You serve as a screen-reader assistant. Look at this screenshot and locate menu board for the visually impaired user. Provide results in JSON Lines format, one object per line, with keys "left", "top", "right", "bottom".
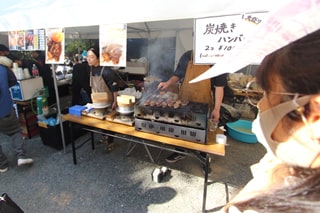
{"left": 99, "top": 23, "right": 127, "bottom": 67}
{"left": 194, "top": 12, "right": 268, "bottom": 64}
{"left": 8, "top": 29, "right": 45, "bottom": 51}
{"left": 45, "top": 28, "right": 65, "bottom": 64}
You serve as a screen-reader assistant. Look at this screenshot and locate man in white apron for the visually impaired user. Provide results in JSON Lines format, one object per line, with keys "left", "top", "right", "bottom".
{"left": 158, "top": 50, "right": 228, "bottom": 174}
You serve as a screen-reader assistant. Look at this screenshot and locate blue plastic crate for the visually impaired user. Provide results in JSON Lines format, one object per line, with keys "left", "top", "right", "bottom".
{"left": 69, "top": 105, "right": 87, "bottom": 116}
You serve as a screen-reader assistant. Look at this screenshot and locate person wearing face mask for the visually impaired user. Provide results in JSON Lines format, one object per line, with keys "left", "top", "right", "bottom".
{"left": 86, "top": 47, "right": 120, "bottom": 151}
{"left": 222, "top": 29, "right": 320, "bottom": 212}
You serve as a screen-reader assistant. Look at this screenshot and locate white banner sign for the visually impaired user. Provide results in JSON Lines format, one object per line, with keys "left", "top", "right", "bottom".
{"left": 194, "top": 12, "right": 268, "bottom": 64}
{"left": 99, "top": 24, "right": 127, "bottom": 67}
{"left": 190, "top": 0, "right": 320, "bottom": 83}
{"left": 8, "top": 29, "right": 45, "bottom": 51}
{"left": 45, "top": 28, "right": 65, "bottom": 64}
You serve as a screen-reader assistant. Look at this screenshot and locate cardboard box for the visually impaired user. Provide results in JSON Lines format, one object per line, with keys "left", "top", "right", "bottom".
{"left": 10, "top": 77, "right": 44, "bottom": 101}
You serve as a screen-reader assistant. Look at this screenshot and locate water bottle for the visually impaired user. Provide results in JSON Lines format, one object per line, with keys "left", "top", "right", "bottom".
{"left": 32, "top": 64, "right": 39, "bottom": 77}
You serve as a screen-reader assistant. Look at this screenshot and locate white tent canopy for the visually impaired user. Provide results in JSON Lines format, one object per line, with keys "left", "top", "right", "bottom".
{"left": 0, "top": 0, "right": 320, "bottom": 75}
{"left": 0, "top": 0, "right": 280, "bottom": 32}
{"left": 62, "top": 19, "right": 195, "bottom": 39}
{"left": 2, "top": 0, "right": 319, "bottom": 152}
{"left": 2, "top": 0, "right": 317, "bottom": 75}
{"left": 0, "top": 0, "right": 298, "bottom": 74}
{"left": 0, "top": 0, "right": 280, "bottom": 47}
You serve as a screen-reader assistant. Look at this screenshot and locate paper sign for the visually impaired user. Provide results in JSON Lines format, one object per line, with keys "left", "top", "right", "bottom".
{"left": 45, "top": 28, "right": 65, "bottom": 64}
{"left": 190, "top": 0, "right": 320, "bottom": 83}
{"left": 194, "top": 12, "right": 268, "bottom": 64}
{"left": 99, "top": 24, "right": 127, "bottom": 67}
{"left": 8, "top": 29, "right": 45, "bottom": 51}
{"left": 8, "top": 30, "right": 25, "bottom": 50}
{"left": 35, "top": 29, "right": 46, "bottom": 51}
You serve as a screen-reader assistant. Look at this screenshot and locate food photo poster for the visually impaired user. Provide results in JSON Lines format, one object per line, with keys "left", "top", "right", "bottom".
{"left": 45, "top": 28, "right": 65, "bottom": 64}
{"left": 99, "top": 23, "right": 127, "bottom": 67}
{"left": 8, "top": 29, "right": 45, "bottom": 51}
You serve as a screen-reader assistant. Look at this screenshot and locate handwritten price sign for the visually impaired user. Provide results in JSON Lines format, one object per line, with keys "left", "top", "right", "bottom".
{"left": 194, "top": 12, "right": 268, "bottom": 64}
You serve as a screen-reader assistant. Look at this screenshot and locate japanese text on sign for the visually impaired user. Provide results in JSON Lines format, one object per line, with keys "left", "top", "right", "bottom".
{"left": 194, "top": 12, "right": 268, "bottom": 64}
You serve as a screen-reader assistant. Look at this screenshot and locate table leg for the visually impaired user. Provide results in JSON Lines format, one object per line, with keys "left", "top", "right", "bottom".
{"left": 91, "top": 131, "right": 95, "bottom": 150}
{"left": 126, "top": 142, "right": 137, "bottom": 156}
{"left": 143, "top": 144, "right": 155, "bottom": 163}
{"left": 225, "top": 182, "right": 229, "bottom": 203}
{"left": 70, "top": 122, "right": 77, "bottom": 165}
{"left": 202, "top": 153, "right": 210, "bottom": 213}
{"left": 126, "top": 141, "right": 155, "bottom": 163}
{"left": 23, "top": 106, "right": 32, "bottom": 139}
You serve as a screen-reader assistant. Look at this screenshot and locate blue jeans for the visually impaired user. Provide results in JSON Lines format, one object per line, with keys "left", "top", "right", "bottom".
{"left": 0, "top": 108, "right": 27, "bottom": 168}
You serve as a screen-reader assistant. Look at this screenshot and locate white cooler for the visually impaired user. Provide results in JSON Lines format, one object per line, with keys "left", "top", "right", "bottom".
{"left": 10, "top": 77, "right": 44, "bottom": 101}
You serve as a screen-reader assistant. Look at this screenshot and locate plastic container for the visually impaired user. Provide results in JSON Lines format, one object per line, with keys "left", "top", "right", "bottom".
{"left": 216, "top": 134, "right": 227, "bottom": 144}
{"left": 226, "top": 119, "right": 258, "bottom": 144}
{"left": 23, "top": 68, "right": 31, "bottom": 78}
{"left": 69, "top": 105, "right": 87, "bottom": 116}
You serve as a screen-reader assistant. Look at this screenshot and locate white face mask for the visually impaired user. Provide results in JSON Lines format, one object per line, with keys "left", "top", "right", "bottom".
{"left": 252, "top": 95, "right": 320, "bottom": 168}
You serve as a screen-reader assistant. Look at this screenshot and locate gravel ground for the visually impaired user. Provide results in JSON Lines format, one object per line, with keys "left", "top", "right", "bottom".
{"left": 0, "top": 130, "right": 266, "bottom": 213}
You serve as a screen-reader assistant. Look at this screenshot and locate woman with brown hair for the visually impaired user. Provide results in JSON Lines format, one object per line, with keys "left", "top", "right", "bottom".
{"left": 223, "top": 29, "right": 320, "bottom": 212}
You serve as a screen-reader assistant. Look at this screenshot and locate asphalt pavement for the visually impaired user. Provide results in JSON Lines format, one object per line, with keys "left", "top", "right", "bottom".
{"left": 0, "top": 129, "right": 266, "bottom": 213}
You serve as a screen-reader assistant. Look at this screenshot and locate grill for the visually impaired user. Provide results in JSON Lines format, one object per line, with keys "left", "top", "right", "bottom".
{"left": 135, "top": 118, "right": 208, "bottom": 143}
{"left": 134, "top": 89, "right": 209, "bottom": 144}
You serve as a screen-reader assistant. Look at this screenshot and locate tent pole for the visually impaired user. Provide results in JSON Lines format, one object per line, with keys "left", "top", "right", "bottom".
{"left": 51, "top": 64, "right": 66, "bottom": 153}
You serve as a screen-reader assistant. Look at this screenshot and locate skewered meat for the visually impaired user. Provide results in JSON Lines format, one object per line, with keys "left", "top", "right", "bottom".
{"left": 149, "top": 100, "right": 156, "bottom": 107}
{"left": 143, "top": 99, "right": 150, "bottom": 106}
{"left": 141, "top": 91, "right": 189, "bottom": 109}
{"left": 173, "top": 102, "right": 180, "bottom": 109}
{"left": 161, "top": 102, "right": 168, "bottom": 108}
{"left": 181, "top": 99, "right": 189, "bottom": 106}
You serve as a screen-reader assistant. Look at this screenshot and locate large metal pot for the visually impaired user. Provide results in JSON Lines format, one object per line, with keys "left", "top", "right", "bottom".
{"left": 117, "top": 103, "right": 134, "bottom": 115}
{"left": 116, "top": 95, "right": 135, "bottom": 115}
